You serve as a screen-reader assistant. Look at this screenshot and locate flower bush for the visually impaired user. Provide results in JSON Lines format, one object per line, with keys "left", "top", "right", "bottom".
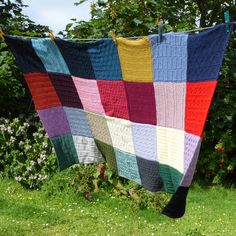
{"left": 0, "top": 114, "right": 57, "bottom": 189}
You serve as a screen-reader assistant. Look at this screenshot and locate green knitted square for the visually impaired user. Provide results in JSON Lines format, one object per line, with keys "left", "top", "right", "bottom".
{"left": 51, "top": 134, "right": 78, "bottom": 170}
{"left": 94, "top": 139, "right": 118, "bottom": 173}
{"left": 159, "top": 164, "right": 183, "bottom": 194}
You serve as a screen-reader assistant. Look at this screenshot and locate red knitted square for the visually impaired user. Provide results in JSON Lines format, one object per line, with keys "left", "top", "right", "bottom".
{"left": 185, "top": 81, "right": 217, "bottom": 136}
{"left": 97, "top": 80, "right": 129, "bottom": 120}
{"left": 24, "top": 72, "right": 61, "bottom": 110}
{"left": 125, "top": 82, "right": 156, "bottom": 125}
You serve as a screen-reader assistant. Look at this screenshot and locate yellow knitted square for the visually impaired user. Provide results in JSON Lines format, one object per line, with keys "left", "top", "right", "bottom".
{"left": 116, "top": 37, "right": 153, "bottom": 82}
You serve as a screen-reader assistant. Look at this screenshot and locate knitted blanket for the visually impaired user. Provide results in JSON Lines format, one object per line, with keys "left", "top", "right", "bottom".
{"left": 5, "top": 23, "right": 234, "bottom": 218}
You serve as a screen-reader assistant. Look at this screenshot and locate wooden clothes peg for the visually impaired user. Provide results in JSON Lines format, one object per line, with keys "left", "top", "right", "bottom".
{"left": 0, "top": 29, "right": 5, "bottom": 40}
{"left": 49, "top": 31, "right": 55, "bottom": 43}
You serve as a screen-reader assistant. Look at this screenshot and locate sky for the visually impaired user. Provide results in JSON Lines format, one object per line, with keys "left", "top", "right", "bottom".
{"left": 22, "top": 0, "right": 93, "bottom": 34}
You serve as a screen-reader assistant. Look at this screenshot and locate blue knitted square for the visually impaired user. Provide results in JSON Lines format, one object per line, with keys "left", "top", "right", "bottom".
{"left": 64, "top": 107, "right": 93, "bottom": 137}
{"left": 115, "top": 148, "right": 141, "bottom": 184}
{"left": 187, "top": 24, "right": 232, "bottom": 81}
{"left": 149, "top": 33, "right": 188, "bottom": 82}
{"left": 88, "top": 38, "right": 122, "bottom": 80}
{"left": 31, "top": 38, "right": 70, "bottom": 74}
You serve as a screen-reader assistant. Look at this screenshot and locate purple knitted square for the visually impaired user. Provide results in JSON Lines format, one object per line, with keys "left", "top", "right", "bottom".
{"left": 37, "top": 106, "right": 71, "bottom": 138}
{"left": 181, "top": 133, "right": 202, "bottom": 187}
{"left": 132, "top": 122, "right": 157, "bottom": 161}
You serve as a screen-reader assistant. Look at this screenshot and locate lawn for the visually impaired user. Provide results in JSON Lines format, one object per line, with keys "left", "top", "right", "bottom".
{"left": 0, "top": 177, "right": 236, "bottom": 236}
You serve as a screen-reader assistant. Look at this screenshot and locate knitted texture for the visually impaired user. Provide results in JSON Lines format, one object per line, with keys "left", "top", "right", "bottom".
{"left": 149, "top": 33, "right": 188, "bottom": 82}
{"left": 72, "top": 76, "right": 105, "bottom": 114}
{"left": 116, "top": 37, "right": 153, "bottom": 82}
{"left": 31, "top": 38, "right": 70, "bottom": 74}
{"left": 72, "top": 135, "right": 104, "bottom": 163}
{"left": 5, "top": 23, "right": 234, "bottom": 218}
{"left": 87, "top": 38, "right": 122, "bottom": 80}
{"left": 24, "top": 73, "right": 61, "bottom": 110}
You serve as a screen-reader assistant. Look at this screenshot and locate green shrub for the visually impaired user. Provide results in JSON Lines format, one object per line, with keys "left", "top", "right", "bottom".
{"left": 0, "top": 114, "right": 57, "bottom": 188}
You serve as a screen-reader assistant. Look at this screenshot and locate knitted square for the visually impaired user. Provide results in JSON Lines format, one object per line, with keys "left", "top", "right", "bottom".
{"left": 187, "top": 24, "right": 232, "bottom": 81}
{"left": 51, "top": 134, "right": 78, "bottom": 170}
{"left": 115, "top": 148, "right": 141, "bottom": 184}
{"left": 63, "top": 107, "right": 93, "bottom": 137}
{"left": 156, "top": 126, "right": 185, "bottom": 173}
{"left": 55, "top": 38, "right": 95, "bottom": 79}
{"left": 159, "top": 164, "right": 183, "bottom": 194}
{"left": 149, "top": 33, "right": 188, "bottom": 82}
{"left": 4, "top": 35, "right": 46, "bottom": 73}
{"left": 24, "top": 72, "right": 61, "bottom": 110}
{"left": 86, "top": 112, "right": 112, "bottom": 145}
{"left": 116, "top": 37, "right": 153, "bottom": 82}
{"left": 154, "top": 82, "right": 186, "bottom": 129}
{"left": 72, "top": 135, "right": 104, "bottom": 163}
{"left": 31, "top": 38, "right": 70, "bottom": 74}
{"left": 87, "top": 38, "right": 122, "bottom": 80}
{"left": 97, "top": 80, "right": 129, "bottom": 120}
{"left": 185, "top": 81, "right": 217, "bottom": 136}
{"left": 72, "top": 76, "right": 104, "bottom": 114}
{"left": 131, "top": 122, "right": 157, "bottom": 161}
{"left": 48, "top": 73, "right": 83, "bottom": 108}
{"left": 181, "top": 133, "right": 202, "bottom": 187}
{"left": 136, "top": 156, "right": 163, "bottom": 192}
{"left": 37, "top": 106, "right": 71, "bottom": 138}
{"left": 125, "top": 81, "right": 156, "bottom": 125}
{"left": 95, "top": 139, "right": 118, "bottom": 173}
{"left": 106, "top": 116, "right": 135, "bottom": 154}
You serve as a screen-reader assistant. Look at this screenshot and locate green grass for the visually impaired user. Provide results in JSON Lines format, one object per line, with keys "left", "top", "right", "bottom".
{"left": 0, "top": 178, "right": 236, "bottom": 236}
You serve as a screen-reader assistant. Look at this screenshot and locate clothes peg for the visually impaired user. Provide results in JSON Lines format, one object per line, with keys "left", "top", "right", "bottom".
{"left": 109, "top": 31, "right": 117, "bottom": 45}
{"left": 224, "top": 11, "right": 230, "bottom": 33}
{"left": 0, "top": 29, "right": 5, "bottom": 40}
{"left": 49, "top": 31, "right": 55, "bottom": 43}
{"left": 156, "top": 18, "right": 163, "bottom": 43}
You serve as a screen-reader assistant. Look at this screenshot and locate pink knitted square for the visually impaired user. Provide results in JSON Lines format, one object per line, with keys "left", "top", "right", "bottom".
{"left": 154, "top": 82, "right": 186, "bottom": 130}
{"left": 72, "top": 76, "right": 105, "bottom": 114}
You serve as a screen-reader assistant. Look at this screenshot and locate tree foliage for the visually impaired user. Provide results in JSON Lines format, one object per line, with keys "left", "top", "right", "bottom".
{"left": 0, "top": 0, "right": 49, "bottom": 117}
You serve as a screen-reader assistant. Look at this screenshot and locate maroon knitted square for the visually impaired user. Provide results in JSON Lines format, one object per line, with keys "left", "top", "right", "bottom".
{"left": 48, "top": 73, "right": 83, "bottom": 108}
{"left": 125, "top": 81, "right": 156, "bottom": 125}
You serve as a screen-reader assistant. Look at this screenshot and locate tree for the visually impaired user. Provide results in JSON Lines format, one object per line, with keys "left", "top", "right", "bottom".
{"left": 0, "top": 0, "right": 49, "bottom": 117}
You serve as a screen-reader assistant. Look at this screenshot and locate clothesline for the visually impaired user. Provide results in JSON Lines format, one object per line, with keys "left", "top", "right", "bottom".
{"left": 0, "top": 24, "right": 216, "bottom": 42}
{"left": 69, "top": 25, "right": 215, "bottom": 41}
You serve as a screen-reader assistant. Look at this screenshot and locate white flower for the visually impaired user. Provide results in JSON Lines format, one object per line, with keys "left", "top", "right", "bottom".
{"left": 43, "top": 143, "right": 48, "bottom": 148}
{"left": 10, "top": 136, "right": 16, "bottom": 143}
{"left": 25, "top": 145, "right": 32, "bottom": 151}
{"left": 30, "top": 160, "right": 35, "bottom": 165}
{"left": 4, "top": 119, "right": 9, "bottom": 124}
{"left": 19, "top": 141, "right": 24, "bottom": 146}
{"left": 7, "top": 127, "right": 13, "bottom": 134}
{"left": 15, "top": 176, "right": 22, "bottom": 181}
{"left": 23, "top": 122, "right": 30, "bottom": 128}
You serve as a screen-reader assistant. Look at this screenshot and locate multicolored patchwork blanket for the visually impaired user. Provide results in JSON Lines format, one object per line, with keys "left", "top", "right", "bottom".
{"left": 5, "top": 23, "right": 234, "bottom": 218}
